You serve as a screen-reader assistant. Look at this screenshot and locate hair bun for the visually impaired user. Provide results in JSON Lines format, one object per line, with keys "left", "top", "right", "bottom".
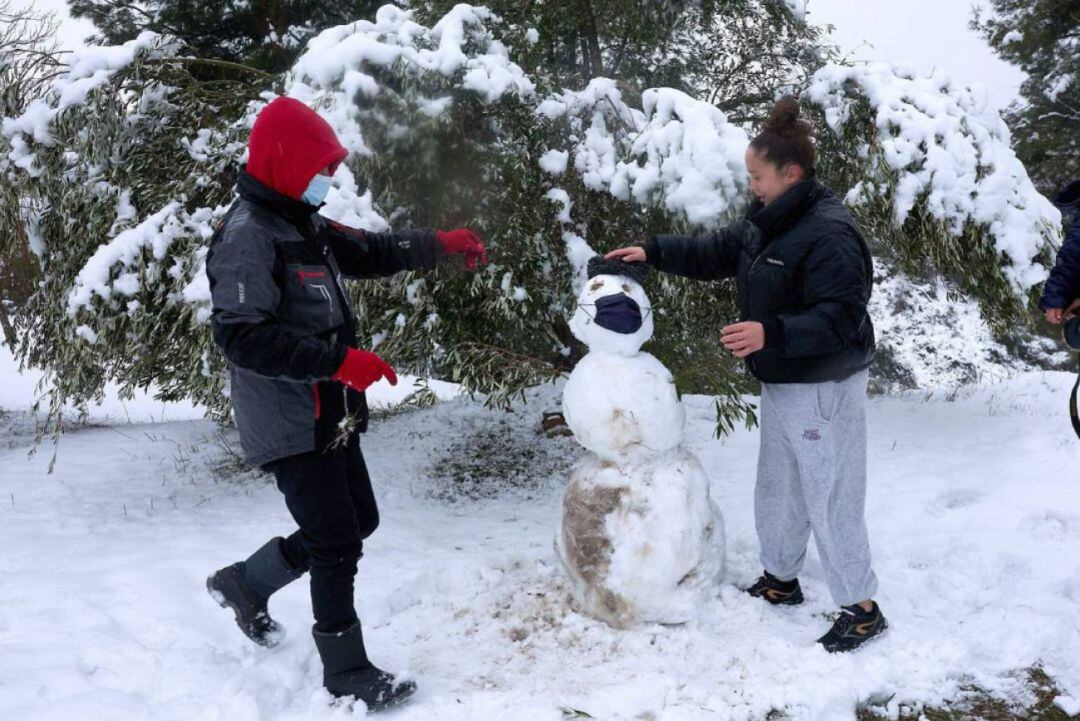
{"left": 763, "top": 96, "right": 810, "bottom": 139}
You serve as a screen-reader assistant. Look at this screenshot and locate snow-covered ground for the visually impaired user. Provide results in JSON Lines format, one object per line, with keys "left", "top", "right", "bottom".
{"left": 2, "top": 347, "right": 1080, "bottom": 721}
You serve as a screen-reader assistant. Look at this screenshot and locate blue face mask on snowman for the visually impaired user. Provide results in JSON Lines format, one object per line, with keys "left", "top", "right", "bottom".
{"left": 301, "top": 174, "right": 332, "bottom": 206}
{"left": 587, "top": 293, "right": 644, "bottom": 335}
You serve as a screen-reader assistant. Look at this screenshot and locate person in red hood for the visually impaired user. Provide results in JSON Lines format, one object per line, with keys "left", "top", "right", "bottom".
{"left": 204, "top": 96, "right": 485, "bottom": 710}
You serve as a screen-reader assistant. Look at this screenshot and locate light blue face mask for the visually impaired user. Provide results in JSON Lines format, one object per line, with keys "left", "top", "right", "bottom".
{"left": 301, "top": 174, "right": 332, "bottom": 205}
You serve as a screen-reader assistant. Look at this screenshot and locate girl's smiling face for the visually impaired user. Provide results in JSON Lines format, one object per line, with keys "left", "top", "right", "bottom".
{"left": 745, "top": 148, "right": 806, "bottom": 206}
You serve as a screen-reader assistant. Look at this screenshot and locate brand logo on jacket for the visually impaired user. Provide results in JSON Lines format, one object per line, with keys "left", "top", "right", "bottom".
{"left": 238, "top": 282, "right": 246, "bottom": 304}
{"left": 766, "top": 258, "right": 785, "bottom": 266}
{"left": 803, "top": 428, "right": 821, "bottom": 441}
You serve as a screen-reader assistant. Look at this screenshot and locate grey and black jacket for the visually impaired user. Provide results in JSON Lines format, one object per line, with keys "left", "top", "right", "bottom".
{"left": 206, "top": 170, "right": 444, "bottom": 467}
{"left": 644, "top": 179, "right": 875, "bottom": 384}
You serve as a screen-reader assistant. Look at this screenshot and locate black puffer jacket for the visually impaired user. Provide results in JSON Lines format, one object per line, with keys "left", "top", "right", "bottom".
{"left": 644, "top": 179, "right": 875, "bottom": 384}
{"left": 206, "top": 170, "right": 444, "bottom": 467}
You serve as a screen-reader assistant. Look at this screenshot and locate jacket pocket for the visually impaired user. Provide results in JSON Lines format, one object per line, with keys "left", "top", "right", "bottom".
{"left": 230, "top": 367, "right": 290, "bottom": 464}
{"left": 748, "top": 261, "right": 797, "bottom": 319}
{"left": 281, "top": 263, "right": 344, "bottom": 333}
{"left": 277, "top": 377, "right": 318, "bottom": 447}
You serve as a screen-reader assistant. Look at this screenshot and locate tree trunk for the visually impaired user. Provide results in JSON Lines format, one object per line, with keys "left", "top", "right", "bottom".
{"left": 578, "top": 0, "right": 605, "bottom": 78}
{"left": 0, "top": 300, "right": 14, "bottom": 349}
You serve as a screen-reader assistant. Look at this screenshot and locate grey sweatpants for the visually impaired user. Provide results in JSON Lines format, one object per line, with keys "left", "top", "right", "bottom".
{"left": 755, "top": 369, "right": 878, "bottom": 607}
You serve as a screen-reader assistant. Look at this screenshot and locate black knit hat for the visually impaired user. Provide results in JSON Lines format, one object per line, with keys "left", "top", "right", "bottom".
{"left": 586, "top": 255, "right": 651, "bottom": 285}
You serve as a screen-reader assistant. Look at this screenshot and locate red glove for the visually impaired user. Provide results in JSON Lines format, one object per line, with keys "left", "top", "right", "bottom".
{"left": 436, "top": 228, "right": 487, "bottom": 270}
{"left": 332, "top": 348, "right": 398, "bottom": 391}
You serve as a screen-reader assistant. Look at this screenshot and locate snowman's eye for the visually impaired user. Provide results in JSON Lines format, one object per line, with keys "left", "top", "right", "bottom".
{"left": 589, "top": 281, "right": 603, "bottom": 291}
{"left": 622, "top": 284, "right": 630, "bottom": 292}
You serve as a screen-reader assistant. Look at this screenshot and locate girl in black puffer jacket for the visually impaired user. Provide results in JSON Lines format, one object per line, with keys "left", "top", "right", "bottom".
{"left": 608, "top": 98, "right": 886, "bottom": 653}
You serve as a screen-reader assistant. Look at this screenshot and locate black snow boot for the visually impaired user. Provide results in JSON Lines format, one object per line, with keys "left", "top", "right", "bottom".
{"left": 817, "top": 601, "right": 888, "bottom": 653}
{"left": 312, "top": 622, "right": 417, "bottom": 711}
{"left": 745, "top": 571, "right": 805, "bottom": 606}
{"left": 206, "top": 537, "right": 304, "bottom": 647}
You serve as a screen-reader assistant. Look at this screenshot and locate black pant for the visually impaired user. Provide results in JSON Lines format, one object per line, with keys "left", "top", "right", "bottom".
{"left": 267, "top": 435, "right": 379, "bottom": 633}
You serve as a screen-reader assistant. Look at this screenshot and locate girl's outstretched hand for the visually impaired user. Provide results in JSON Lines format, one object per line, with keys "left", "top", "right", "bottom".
{"left": 605, "top": 246, "right": 647, "bottom": 263}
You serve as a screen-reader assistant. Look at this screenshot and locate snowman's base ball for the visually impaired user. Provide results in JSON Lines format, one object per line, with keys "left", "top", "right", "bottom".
{"left": 556, "top": 450, "right": 726, "bottom": 627}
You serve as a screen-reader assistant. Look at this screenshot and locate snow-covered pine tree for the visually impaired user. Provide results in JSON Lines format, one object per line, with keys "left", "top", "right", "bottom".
{"left": 0, "top": 3, "right": 1061, "bottom": 449}
{"left": 412, "top": 0, "right": 825, "bottom": 108}
{"left": 808, "top": 63, "right": 1060, "bottom": 330}
{"left": 334, "top": 0, "right": 829, "bottom": 428}
{"left": 973, "top": 0, "right": 1080, "bottom": 197}
{"left": 68, "top": 0, "right": 386, "bottom": 73}
{"left": 0, "top": 31, "right": 272, "bottom": 450}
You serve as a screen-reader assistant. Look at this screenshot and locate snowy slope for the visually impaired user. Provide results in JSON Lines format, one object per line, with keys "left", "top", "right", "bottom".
{"left": 2, "top": 353, "right": 1080, "bottom": 720}
{"left": 866, "top": 259, "right": 1064, "bottom": 391}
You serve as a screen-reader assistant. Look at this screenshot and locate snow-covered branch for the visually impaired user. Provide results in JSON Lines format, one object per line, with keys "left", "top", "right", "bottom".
{"left": 285, "top": 4, "right": 534, "bottom": 157}
{"left": 537, "top": 78, "right": 749, "bottom": 233}
{"left": 808, "top": 62, "right": 1060, "bottom": 292}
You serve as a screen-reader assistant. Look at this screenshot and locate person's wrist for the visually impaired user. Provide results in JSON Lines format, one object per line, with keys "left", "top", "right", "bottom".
{"left": 329, "top": 344, "right": 351, "bottom": 379}
{"left": 762, "top": 317, "right": 784, "bottom": 350}
{"left": 641, "top": 237, "right": 660, "bottom": 263}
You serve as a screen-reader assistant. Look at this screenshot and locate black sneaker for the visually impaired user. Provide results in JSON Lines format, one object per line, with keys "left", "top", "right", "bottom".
{"left": 745, "top": 571, "right": 804, "bottom": 606}
{"left": 818, "top": 602, "right": 888, "bottom": 653}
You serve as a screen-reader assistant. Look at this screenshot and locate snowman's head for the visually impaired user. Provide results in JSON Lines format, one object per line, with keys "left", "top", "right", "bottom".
{"left": 569, "top": 257, "right": 653, "bottom": 356}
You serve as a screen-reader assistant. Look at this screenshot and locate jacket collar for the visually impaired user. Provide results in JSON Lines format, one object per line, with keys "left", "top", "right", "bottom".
{"left": 747, "top": 179, "right": 824, "bottom": 238}
{"left": 236, "top": 168, "right": 322, "bottom": 227}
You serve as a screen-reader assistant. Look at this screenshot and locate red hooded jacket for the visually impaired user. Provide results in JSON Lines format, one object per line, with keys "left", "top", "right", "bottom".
{"left": 245, "top": 96, "right": 349, "bottom": 201}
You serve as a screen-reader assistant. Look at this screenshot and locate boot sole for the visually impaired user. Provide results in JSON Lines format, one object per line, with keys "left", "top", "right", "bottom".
{"left": 206, "top": 573, "right": 281, "bottom": 649}
{"left": 369, "top": 682, "right": 418, "bottom": 712}
{"left": 336, "top": 681, "right": 417, "bottom": 713}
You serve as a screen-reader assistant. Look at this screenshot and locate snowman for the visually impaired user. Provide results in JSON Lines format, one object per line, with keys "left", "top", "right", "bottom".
{"left": 556, "top": 256, "right": 725, "bottom": 628}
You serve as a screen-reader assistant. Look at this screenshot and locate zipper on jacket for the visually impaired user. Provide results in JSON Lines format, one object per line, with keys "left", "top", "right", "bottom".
{"left": 745, "top": 233, "right": 776, "bottom": 377}
{"left": 313, "top": 228, "right": 355, "bottom": 320}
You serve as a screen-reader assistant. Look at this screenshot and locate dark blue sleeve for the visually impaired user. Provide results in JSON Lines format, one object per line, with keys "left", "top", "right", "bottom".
{"left": 646, "top": 221, "right": 745, "bottom": 280}
{"left": 1040, "top": 216, "right": 1080, "bottom": 310}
